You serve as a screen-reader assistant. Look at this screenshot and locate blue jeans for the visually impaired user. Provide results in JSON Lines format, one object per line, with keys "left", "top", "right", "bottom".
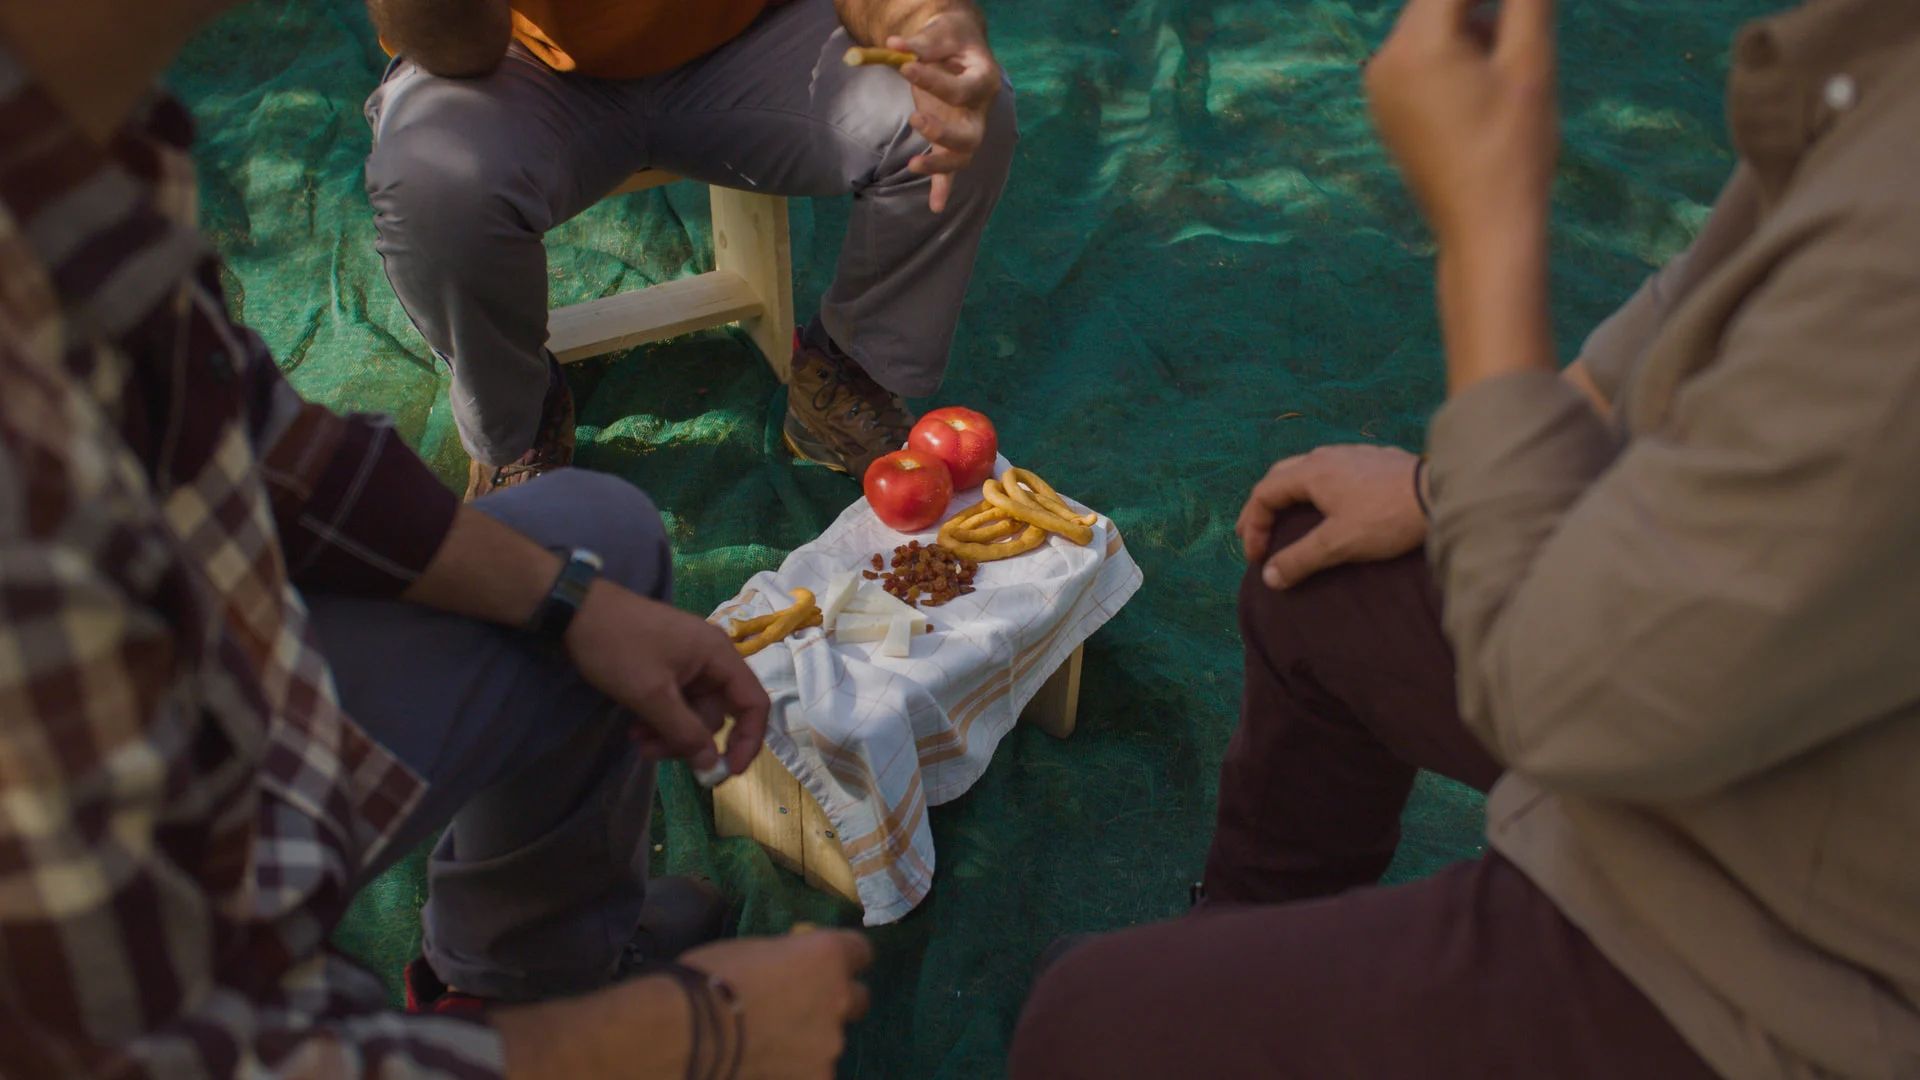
{"left": 308, "top": 469, "right": 668, "bottom": 1002}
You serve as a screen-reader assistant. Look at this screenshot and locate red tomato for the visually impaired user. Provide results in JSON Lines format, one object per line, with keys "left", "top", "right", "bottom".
{"left": 863, "top": 449, "right": 954, "bottom": 532}
{"left": 907, "top": 407, "right": 999, "bottom": 489}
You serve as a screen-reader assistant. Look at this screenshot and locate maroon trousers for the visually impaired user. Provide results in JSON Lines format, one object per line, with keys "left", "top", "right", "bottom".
{"left": 1009, "top": 508, "right": 1718, "bottom": 1079}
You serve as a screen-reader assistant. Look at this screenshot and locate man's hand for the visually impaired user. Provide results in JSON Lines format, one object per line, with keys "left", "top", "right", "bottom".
{"left": 890, "top": 12, "right": 1002, "bottom": 214}
{"left": 680, "top": 931, "right": 875, "bottom": 1077}
{"left": 1364, "top": 0, "right": 1557, "bottom": 245}
{"left": 1366, "top": 0, "right": 1560, "bottom": 394}
{"left": 564, "top": 584, "right": 771, "bottom": 777}
{"left": 366, "top": 0, "right": 513, "bottom": 78}
{"left": 496, "top": 931, "right": 871, "bottom": 1078}
{"left": 1236, "top": 445, "right": 1427, "bottom": 590}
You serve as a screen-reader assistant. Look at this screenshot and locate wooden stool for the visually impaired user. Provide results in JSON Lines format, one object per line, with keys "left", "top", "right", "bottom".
{"left": 547, "top": 169, "right": 795, "bottom": 380}
{"left": 713, "top": 645, "right": 1085, "bottom": 905}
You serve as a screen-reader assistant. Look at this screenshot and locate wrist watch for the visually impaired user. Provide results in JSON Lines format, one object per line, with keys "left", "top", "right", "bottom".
{"left": 527, "top": 547, "right": 604, "bottom": 643}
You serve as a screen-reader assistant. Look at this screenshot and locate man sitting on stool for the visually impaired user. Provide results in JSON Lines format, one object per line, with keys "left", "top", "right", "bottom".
{"left": 364, "top": 0, "right": 1017, "bottom": 498}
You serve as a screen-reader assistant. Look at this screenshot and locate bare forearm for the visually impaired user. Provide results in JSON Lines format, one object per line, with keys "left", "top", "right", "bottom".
{"left": 366, "top": 0, "right": 511, "bottom": 77}
{"left": 834, "top": 0, "right": 982, "bottom": 45}
{"left": 402, "top": 504, "right": 562, "bottom": 627}
{"left": 1436, "top": 220, "right": 1555, "bottom": 396}
{"left": 498, "top": 978, "right": 690, "bottom": 1079}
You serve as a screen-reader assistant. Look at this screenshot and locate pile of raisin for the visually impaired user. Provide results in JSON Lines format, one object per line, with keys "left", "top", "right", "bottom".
{"left": 861, "top": 541, "right": 979, "bottom": 606}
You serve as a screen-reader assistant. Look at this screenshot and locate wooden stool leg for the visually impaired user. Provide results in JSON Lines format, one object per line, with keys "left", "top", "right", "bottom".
{"left": 709, "top": 187, "right": 794, "bottom": 383}
{"left": 1021, "top": 644, "right": 1085, "bottom": 739}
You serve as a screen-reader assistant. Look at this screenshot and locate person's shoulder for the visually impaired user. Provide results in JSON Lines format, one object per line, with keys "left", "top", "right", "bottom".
{"left": 1787, "top": 41, "right": 1920, "bottom": 235}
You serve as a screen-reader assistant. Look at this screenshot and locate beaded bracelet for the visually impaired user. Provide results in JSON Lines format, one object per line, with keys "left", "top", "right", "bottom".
{"left": 652, "top": 961, "right": 745, "bottom": 1080}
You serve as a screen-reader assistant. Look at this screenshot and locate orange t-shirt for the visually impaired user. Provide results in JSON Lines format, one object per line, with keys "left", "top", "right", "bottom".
{"left": 509, "top": 0, "right": 776, "bottom": 79}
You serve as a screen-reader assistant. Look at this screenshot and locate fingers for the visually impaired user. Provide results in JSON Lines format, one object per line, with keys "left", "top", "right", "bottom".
{"left": 712, "top": 647, "right": 770, "bottom": 776}
{"left": 900, "top": 59, "right": 995, "bottom": 109}
{"left": 1235, "top": 455, "right": 1311, "bottom": 562}
{"left": 845, "top": 978, "right": 872, "bottom": 1022}
{"left": 1262, "top": 519, "right": 1343, "bottom": 590}
{"left": 1497, "top": 0, "right": 1556, "bottom": 65}
{"left": 908, "top": 105, "right": 983, "bottom": 157}
{"left": 822, "top": 928, "right": 875, "bottom": 976}
{"left": 638, "top": 689, "right": 724, "bottom": 768}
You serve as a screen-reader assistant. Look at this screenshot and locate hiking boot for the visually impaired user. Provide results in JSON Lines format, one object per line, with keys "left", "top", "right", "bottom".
{"left": 782, "top": 322, "right": 914, "bottom": 477}
{"left": 465, "top": 353, "right": 576, "bottom": 501}
{"left": 402, "top": 876, "right": 731, "bottom": 1013}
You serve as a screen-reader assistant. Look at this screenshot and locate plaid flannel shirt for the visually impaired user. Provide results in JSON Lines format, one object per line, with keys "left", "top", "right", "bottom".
{"left": 0, "top": 51, "right": 505, "bottom": 1078}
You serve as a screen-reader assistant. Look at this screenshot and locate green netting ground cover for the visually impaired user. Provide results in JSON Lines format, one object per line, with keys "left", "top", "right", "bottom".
{"left": 169, "top": 2, "right": 1764, "bottom": 1074}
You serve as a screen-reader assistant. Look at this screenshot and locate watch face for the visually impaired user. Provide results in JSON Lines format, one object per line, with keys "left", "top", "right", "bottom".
{"left": 574, "top": 548, "right": 605, "bottom": 571}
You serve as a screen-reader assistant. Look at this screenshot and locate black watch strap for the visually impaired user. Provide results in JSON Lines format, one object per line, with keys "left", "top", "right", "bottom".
{"left": 527, "top": 547, "right": 603, "bottom": 643}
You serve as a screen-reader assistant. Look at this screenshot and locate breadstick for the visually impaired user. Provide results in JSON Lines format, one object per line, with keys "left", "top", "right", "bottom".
{"left": 727, "top": 610, "right": 783, "bottom": 639}
{"left": 942, "top": 505, "right": 1020, "bottom": 543}
{"left": 1005, "top": 467, "right": 1098, "bottom": 526}
{"left": 937, "top": 523, "right": 1047, "bottom": 562}
{"left": 952, "top": 517, "right": 1021, "bottom": 543}
{"left": 734, "top": 589, "right": 820, "bottom": 656}
{"left": 983, "top": 479, "right": 1094, "bottom": 546}
{"left": 736, "top": 607, "right": 821, "bottom": 656}
{"left": 843, "top": 46, "right": 916, "bottom": 68}
{"left": 939, "top": 503, "right": 991, "bottom": 532}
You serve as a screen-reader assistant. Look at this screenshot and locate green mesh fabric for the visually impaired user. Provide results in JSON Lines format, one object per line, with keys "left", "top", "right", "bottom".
{"left": 171, "top": 1, "right": 1764, "bottom": 1073}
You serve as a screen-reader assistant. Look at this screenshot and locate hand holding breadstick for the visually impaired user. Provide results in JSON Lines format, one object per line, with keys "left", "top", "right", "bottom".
{"left": 886, "top": 12, "right": 1002, "bottom": 213}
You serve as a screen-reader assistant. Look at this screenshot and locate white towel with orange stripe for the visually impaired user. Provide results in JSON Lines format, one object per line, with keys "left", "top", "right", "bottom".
{"left": 710, "top": 464, "right": 1142, "bottom": 924}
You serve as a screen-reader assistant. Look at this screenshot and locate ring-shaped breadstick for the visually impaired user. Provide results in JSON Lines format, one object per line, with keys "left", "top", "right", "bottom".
{"left": 939, "top": 503, "right": 1001, "bottom": 533}
{"left": 951, "top": 517, "right": 1021, "bottom": 544}
{"left": 734, "top": 589, "right": 818, "bottom": 656}
{"left": 938, "top": 523, "right": 1047, "bottom": 562}
{"left": 1005, "top": 467, "right": 1100, "bottom": 527}
{"left": 983, "top": 479, "right": 1094, "bottom": 546}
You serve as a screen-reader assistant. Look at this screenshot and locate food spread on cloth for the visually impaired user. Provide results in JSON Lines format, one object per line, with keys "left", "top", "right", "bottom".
{"left": 705, "top": 409, "right": 1143, "bottom": 924}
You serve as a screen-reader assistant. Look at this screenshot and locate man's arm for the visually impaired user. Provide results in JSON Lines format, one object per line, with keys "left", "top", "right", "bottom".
{"left": 366, "top": 0, "right": 512, "bottom": 78}
{"left": 1425, "top": 205, "right": 1920, "bottom": 799}
{"left": 1367, "top": 0, "right": 1920, "bottom": 799}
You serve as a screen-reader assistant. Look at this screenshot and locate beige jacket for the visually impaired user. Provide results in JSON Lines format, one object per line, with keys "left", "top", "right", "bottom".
{"left": 1423, "top": 2, "right": 1920, "bottom": 1077}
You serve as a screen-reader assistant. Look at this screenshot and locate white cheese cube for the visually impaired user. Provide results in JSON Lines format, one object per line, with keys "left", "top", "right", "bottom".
{"left": 845, "top": 583, "right": 929, "bottom": 631}
{"left": 881, "top": 616, "right": 913, "bottom": 658}
{"left": 819, "top": 571, "right": 862, "bottom": 631}
{"left": 832, "top": 614, "right": 894, "bottom": 643}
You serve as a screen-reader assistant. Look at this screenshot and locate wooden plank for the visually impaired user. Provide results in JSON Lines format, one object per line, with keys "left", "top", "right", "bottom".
{"left": 798, "top": 781, "right": 859, "bottom": 903}
{"left": 1021, "top": 644, "right": 1084, "bottom": 739}
{"left": 713, "top": 748, "right": 859, "bottom": 906}
{"left": 712, "top": 747, "right": 808, "bottom": 880}
{"left": 548, "top": 270, "right": 762, "bottom": 363}
{"left": 605, "top": 168, "right": 681, "bottom": 197}
{"left": 709, "top": 187, "right": 795, "bottom": 383}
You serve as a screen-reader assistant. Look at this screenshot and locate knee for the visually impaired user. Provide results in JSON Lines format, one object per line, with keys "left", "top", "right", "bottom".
{"left": 1235, "top": 505, "right": 1329, "bottom": 653}
{"left": 1009, "top": 948, "right": 1113, "bottom": 1080}
{"left": 973, "top": 78, "right": 1019, "bottom": 177}
{"left": 538, "top": 470, "right": 673, "bottom": 600}
{"left": 365, "top": 91, "right": 546, "bottom": 252}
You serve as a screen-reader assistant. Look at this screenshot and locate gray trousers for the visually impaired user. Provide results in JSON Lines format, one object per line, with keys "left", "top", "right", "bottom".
{"left": 309, "top": 469, "right": 667, "bottom": 1002}
{"left": 364, "top": 0, "right": 1019, "bottom": 466}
